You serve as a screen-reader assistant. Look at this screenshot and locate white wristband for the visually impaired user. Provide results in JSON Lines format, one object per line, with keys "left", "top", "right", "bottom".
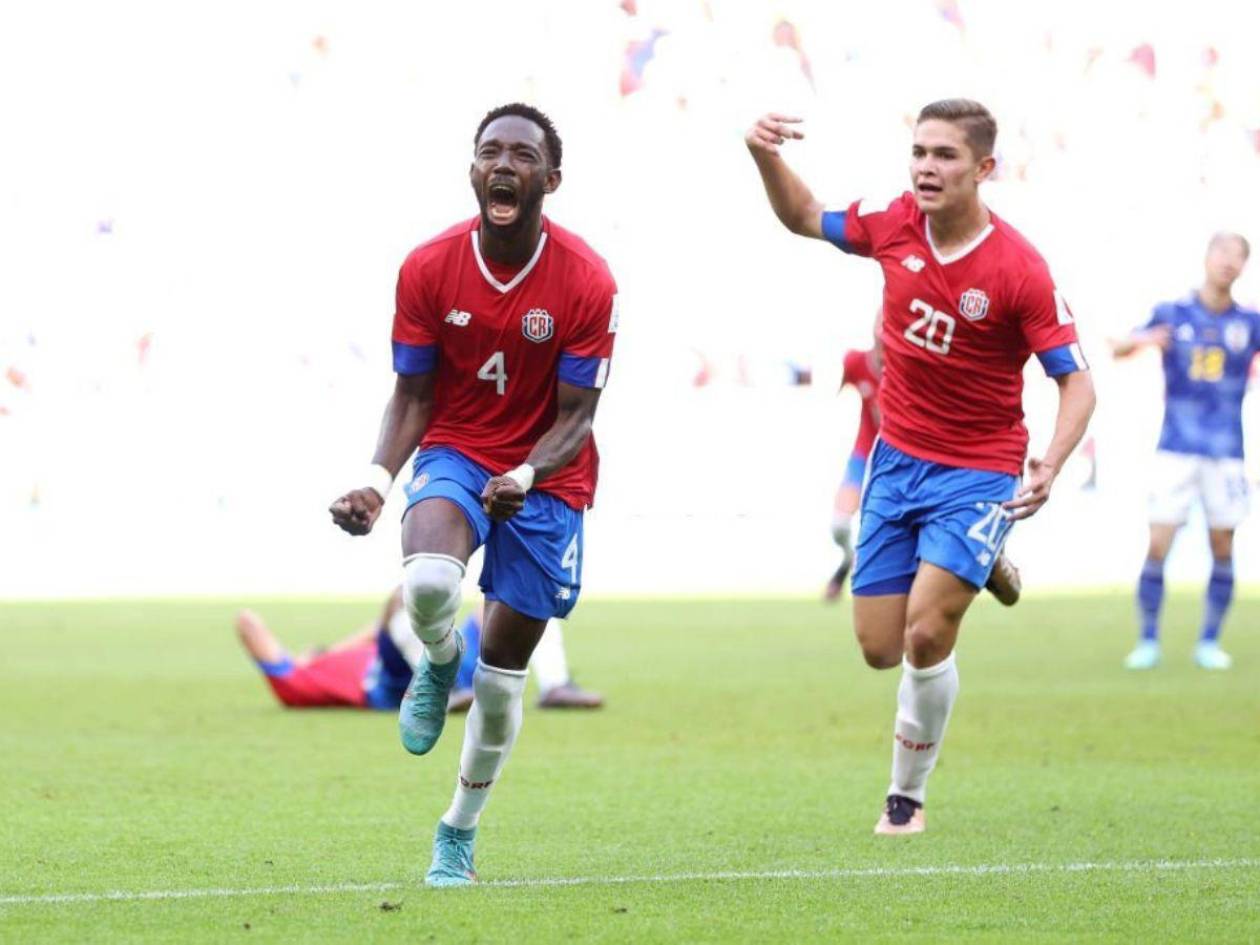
{"left": 504, "top": 463, "right": 535, "bottom": 492}
{"left": 362, "top": 463, "right": 394, "bottom": 502}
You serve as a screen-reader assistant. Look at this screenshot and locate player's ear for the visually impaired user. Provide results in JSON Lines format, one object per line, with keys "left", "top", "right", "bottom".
{"left": 974, "top": 154, "right": 996, "bottom": 185}
{"left": 544, "top": 167, "right": 562, "bottom": 195}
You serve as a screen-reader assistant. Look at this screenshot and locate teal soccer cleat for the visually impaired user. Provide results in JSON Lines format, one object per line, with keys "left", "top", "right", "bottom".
{"left": 1194, "top": 642, "right": 1233, "bottom": 670}
{"left": 1123, "top": 641, "right": 1161, "bottom": 670}
{"left": 399, "top": 632, "right": 465, "bottom": 755}
{"left": 425, "top": 821, "right": 478, "bottom": 887}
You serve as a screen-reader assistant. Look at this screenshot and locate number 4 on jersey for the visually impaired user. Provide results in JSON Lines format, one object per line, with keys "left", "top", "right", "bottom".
{"left": 478, "top": 351, "right": 507, "bottom": 395}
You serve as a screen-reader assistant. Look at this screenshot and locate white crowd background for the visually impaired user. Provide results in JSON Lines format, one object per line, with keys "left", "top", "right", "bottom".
{"left": 4, "top": 0, "right": 1260, "bottom": 599}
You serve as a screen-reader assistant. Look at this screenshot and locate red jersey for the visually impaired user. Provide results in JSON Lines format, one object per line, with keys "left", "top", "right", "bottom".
{"left": 822, "top": 192, "right": 1084, "bottom": 475}
{"left": 841, "top": 348, "right": 881, "bottom": 457}
{"left": 392, "top": 216, "right": 618, "bottom": 509}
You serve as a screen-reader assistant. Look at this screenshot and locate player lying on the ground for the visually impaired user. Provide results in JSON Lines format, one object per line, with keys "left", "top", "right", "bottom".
{"left": 329, "top": 103, "right": 618, "bottom": 887}
{"left": 235, "top": 594, "right": 415, "bottom": 710}
{"left": 1111, "top": 232, "right": 1256, "bottom": 672}
{"left": 235, "top": 590, "right": 602, "bottom": 711}
{"left": 448, "top": 605, "right": 602, "bottom": 712}
{"left": 747, "top": 99, "right": 1095, "bottom": 835}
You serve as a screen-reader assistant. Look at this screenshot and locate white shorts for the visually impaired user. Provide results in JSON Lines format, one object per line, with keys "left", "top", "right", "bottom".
{"left": 1148, "top": 450, "right": 1250, "bottom": 529}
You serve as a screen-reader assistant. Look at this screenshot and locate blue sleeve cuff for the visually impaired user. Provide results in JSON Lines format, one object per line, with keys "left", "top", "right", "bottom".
{"left": 392, "top": 341, "right": 437, "bottom": 375}
{"left": 558, "top": 353, "right": 610, "bottom": 389}
{"left": 256, "top": 656, "right": 294, "bottom": 678}
{"left": 821, "top": 210, "right": 856, "bottom": 253}
{"left": 1037, "top": 342, "right": 1089, "bottom": 377}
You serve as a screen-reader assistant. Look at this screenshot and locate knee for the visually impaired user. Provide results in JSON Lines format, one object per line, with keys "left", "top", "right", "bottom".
{"left": 904, "top": 617, "right": 951, "bottom": 666}
{"left": 402, "top": 553, "right": 464, "bottom": 629}
{"left": 860, "top": 643, "right": 902, "bottom": 670}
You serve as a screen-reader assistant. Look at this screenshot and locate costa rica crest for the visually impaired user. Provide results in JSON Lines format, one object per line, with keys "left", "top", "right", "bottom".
{"left": 521, "top": 308, "right": 554, "bottom": 343}
{"left": 958, "top": 288, "right": 990, "bottom": 321}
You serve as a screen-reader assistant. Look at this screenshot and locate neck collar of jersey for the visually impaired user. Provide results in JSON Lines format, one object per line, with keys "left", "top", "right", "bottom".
{"left": 924, "top": 215, "right": 994, "bottom": 265}
{"left": 470, "top": 224, "right": 548, "bottom": 294}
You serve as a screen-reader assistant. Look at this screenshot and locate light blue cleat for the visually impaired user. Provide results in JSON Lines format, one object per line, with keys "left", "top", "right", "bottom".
{"left": 425, "top": 821, "right": 478, "bottom": 887}
{"left": 1194, "top": 642, "right": 1233, "bottom": 670}
{"left": 1123, "top": 641, "right": 1161, "bottom": 670}
{"left": 399, "top": 632, "right": 464, "bottom": 755}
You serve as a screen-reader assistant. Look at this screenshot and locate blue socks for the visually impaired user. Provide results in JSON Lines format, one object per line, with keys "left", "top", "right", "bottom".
{"left": 1137, "top": 558, "right": 1165, "bottom": 642}
{"left": 1200, "top": 558, "right": 1234, "bottom": 643}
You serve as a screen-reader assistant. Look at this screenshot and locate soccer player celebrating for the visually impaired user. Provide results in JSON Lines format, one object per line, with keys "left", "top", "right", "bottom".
{"left": 1112, "top": 233, "right": 1257, "bottom": 671}
{"left": 746, "top": 100, "right": 1095, "bottom": 834}
{"left": 330, "top": 104, "right": 618, "bottom": 885}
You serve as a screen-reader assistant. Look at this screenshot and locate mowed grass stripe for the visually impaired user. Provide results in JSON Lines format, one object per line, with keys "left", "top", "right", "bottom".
{"left": 4, "top": 857, "right": 1257, "bottom": 906}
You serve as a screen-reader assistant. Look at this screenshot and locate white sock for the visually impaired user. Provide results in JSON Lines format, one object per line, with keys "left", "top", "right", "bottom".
{"left": 887, "top": 653, "right": 959, "bottom": 804}
{"left": 530, "top": 619, "right": 570, "bottom": 695}
{"left": 401, "top": 553, "right": 464, "bottom": 665}
{"left": 442, "top": 661, "right": 528, "bottom": 830}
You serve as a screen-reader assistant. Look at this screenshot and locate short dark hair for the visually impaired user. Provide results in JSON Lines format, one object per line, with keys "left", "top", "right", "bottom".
{"left": 916, "top": 99, "right": 997, "bottom": 159}
{"left": 1209, "top": 231, "right": 1251, "bottom": 259}
{"left": 474, "top": 103, "right": 563, "bottom": 170}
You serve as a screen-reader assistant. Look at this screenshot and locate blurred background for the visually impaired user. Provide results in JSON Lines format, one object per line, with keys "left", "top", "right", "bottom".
{"left": 3, "top": 0, "right": 1259, "bottom": 599}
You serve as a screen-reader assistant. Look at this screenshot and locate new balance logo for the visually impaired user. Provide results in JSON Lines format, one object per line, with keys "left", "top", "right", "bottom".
{"left": 901, "top": 255, "right": 926, "bottom": 273}
{"left": 445, "top": 309, "right": 472, "bottom": 326}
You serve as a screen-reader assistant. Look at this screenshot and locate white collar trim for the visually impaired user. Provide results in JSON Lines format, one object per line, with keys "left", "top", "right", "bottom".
{"left": 924, "top": 217, "right": 994, "bottom": 265}
{"left": 470, "top": 229, "right": 548, "bottom": 294}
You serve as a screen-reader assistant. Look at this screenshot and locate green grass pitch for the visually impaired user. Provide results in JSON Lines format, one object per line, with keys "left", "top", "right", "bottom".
{"left": 2, "top": 592, "right": 1258, "bottom": 943}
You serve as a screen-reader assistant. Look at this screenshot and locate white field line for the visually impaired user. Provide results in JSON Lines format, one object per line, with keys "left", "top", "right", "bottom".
{"left": 1, "top": 857, "right": 1256, "bottom": 907}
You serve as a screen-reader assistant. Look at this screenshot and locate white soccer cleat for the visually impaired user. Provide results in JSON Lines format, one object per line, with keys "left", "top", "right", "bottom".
{"left": 874, "top": 795, "right": 925, "bottom": 835}
{"left": 1124, "top": 642, "right": 1161, "bottom": 670}
{"left": 1194, "top": 642, "right": 1233, "bottom": 671}
{"left": 984, "top": 553, "right": 1021, "bottom": 607}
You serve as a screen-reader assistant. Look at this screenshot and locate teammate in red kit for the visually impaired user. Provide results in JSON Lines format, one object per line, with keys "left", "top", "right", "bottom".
{"left": 825, "top": 319, "right": 883, "bottom": 600}
{"left": 329, "top": 103, "right": 618, "bottom": 886}
{"left": 747, "top": 99, "right": 1095, "bottom": 834}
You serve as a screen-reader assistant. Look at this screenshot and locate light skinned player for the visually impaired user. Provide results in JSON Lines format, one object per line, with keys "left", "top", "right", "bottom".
{"left": 329, "top": 103, "right": 618, "bottom": 886}
{"left": 746, "top": 100, "right": 1095, "bottom": 834}
{"left": 1111, "top": 233, "right": 1257, "bottom": 671}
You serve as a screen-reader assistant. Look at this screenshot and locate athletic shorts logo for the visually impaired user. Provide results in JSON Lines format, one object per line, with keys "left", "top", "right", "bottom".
{"left": 522, "top": 308, "right": 554, "bottom": 343}
{"left": 959, "top": 288, "right": 990, "bottom": 321}
{"left": 409, "top": 473, "right": 430, "bottom": 493}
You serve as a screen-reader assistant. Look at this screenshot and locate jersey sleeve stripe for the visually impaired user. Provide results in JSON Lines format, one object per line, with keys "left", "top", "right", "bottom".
{"left": 1036, "top": 342, "right": 1089, "bottom": 377}
{"left": 392, "top": 341, "right": 437, "bottom": 375}
{"left": 820, "top": 210, "right": 857, "bottom": 253}
{"left": 559, "top": 353, "right": 609, "bottom": 389}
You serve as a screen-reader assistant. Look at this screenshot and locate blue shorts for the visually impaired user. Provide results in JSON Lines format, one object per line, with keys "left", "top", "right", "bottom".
{"left": 851, "top": 439, "right": 1019, "bottom": 595}
{"left": 403, "top": 447, "right": 584, "bottom": 621}
{"left": 842, "top": 451, "right": 869, "bottom": 490}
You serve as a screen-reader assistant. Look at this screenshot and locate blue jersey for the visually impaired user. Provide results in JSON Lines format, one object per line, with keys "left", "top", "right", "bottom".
{"left": 1144, "top": 294, "right": 1260, "bottom": 459}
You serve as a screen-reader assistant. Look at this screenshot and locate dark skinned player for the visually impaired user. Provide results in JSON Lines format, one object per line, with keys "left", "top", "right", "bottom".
{"left": 329, "top": 103, "right": 619, "bottom": 886}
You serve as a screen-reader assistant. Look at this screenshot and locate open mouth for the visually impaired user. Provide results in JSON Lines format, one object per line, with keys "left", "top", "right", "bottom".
{"left": 486, "top": 179, "right": 520, "bottom": 226}
{"left": 916, "top": 181, "right": 943, "bottom": 198}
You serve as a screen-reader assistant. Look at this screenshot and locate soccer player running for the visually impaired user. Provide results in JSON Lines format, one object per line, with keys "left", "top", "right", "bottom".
{"left": 747, "top": 100, "right": 1095, "bottom": 834}
{"left": 825, "top": 316, "right": 883, "bottom": 601}
{"left": 330, "top": 104, "right": 618, "bottom": 885}
{"left": 1112, "top": 233, "right": 1256, "bottom": 671}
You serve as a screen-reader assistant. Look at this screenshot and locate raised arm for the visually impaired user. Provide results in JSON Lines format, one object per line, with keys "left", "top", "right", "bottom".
{"left": 1110, "top": 324, "right": 1171, "bottom": 359}
{"left": 1003, "top": 370, "right": 1097, "bottom": 521}
{"left": 745, "top": 113, "right": 825, "bottom": 239}
{"left": 480, "top": 381, "right": 601, "bottom": 522}
{"left": 329, "top": 372, "right": 435, "bottom": 536}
